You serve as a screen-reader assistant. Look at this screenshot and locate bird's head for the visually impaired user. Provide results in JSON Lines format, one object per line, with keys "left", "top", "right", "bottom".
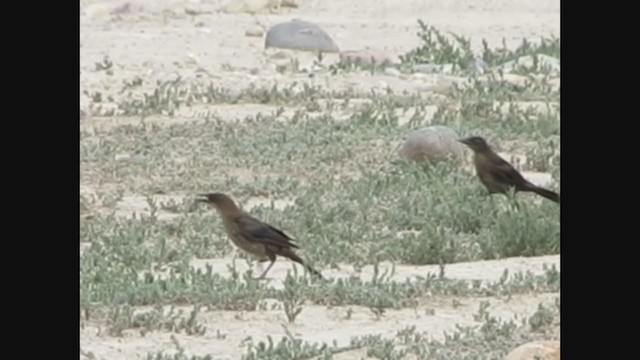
{"left": 196, "top": 193, "right": 241, "bottom": 214}
{"left": 458, "top": 136, "right": 491, "bottom": 152}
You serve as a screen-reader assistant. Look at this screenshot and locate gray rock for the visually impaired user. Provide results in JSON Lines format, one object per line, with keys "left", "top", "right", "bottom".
{"left": 265, "top": 20, "right": 339, "bottom": 53}
{"left": 399, "top": 126, "right": 464, "bottom": 164}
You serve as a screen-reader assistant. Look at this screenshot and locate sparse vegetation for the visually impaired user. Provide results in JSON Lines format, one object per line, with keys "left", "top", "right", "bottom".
{"left": 81, "top": 18, "right": 559, "bottom": 359}
{"left": 400, "top": 20, "right": 474, "bottom": 71}
{"left": 240, "top": 302, "right": 559, "bottom": 360}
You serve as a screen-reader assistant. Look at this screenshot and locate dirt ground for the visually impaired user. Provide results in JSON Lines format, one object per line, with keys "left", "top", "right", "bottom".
{"left": 80, "top": 0, "right": 560, "bottom": 359}
{"left": 80, "top": 253, "right": 559, "bottom": 359}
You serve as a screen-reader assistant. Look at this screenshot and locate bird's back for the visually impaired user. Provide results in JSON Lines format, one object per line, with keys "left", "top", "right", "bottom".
{"left": 474, "top": 152, "right": 529, "bottom": 193}
{"left": 221, "top": 214, "right": 269, "bottom": 256}
{"left": 238, "top": 217, "right": 298, "bottom": 247}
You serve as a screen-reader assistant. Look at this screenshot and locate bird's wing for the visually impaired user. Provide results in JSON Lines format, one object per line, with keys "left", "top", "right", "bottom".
{"left": 235, "top": 216, "right": 300, "bottom": 249}
{"left": 486, "top": 155, "right": 528, "bottom": 185}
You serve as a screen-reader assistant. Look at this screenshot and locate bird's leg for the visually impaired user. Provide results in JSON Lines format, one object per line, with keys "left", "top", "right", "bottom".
{"left": 255, "top": 259, "right": 266, "bottom": 276}
{"left": 255, "top": 259, "right": 275, "bottom": 280}
{"left": 509, "top": 198, "right": 521, "bottom": 211}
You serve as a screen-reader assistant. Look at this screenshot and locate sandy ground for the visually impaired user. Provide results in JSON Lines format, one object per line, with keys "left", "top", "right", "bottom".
{"left": 80, "top": 0, "right": 560, "bottom": 111}
{"left": 81, "top": 257, "right": 559, "bottom": 359}
{"left": 80, "top": 0, "right": 559, "bottom": 358}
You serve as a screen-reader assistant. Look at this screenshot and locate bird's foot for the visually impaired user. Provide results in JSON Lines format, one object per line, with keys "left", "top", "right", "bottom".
{"left": 507, "top": 198, "right": 521, "bottom": 211}
{"left": 252, "top": 269, "right": 273, "bottom": 281}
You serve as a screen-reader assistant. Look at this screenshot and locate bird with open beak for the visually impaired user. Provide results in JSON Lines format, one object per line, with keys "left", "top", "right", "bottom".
{"left": 196, "top": 193, "right": 324, "bottom": 280}
{"left": 458, "top": 136, "right": 560, "bottom": 204}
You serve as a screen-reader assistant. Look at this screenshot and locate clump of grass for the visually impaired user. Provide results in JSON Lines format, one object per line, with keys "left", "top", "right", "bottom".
{"left": 94, "top": 55, "right": 113, "bottom": 72}
{"left": 113, "top": 81, "right": 403, "bottom": 116}
{"left": 340, "top": 300, "right": 558, "bottom": 360}
{"left": 399, "top": 20, "right": 474, "bottom": 71}
{"left": 278, "top": 271, "right": 306, "bottom": 323}
{"left": 400, "top": 20, "right": 559, "bottom": 76}
{"left": 107, "top": 304, "right": 206, "bottom": 336}
{"left": 528, "top": 303, "right": 556, "bottom": 331}
{"left": 242, "top": 327, "right": 339, "bottom": 360}
{"left": 480, "top": 36, "right": 560, "bottom": 68}
{"left": 147, "top": 336, "right": 213, "bottom": 360}
{"left": 147, "top": 353, "right": 212, "bottom": 360}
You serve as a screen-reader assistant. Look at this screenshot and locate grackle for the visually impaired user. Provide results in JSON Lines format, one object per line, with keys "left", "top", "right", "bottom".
{"left": 459, "top": 136, "right": 560, "bottom": 203}
{"left": 197, "top": 193, "right": 324, "bottom": 279}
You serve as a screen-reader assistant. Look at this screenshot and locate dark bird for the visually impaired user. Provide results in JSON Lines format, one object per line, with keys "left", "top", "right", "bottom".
{"left": 458, "top": 136, "right": 560, "bottom": 203}
{"left": 196, "top": 193, "right": 323, "bottom": 279}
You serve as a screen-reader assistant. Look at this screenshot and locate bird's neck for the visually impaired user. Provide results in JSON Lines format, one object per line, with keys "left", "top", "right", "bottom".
{"left": 474, "top": 148, "right": 496, "bottom": 157}
{"left": 215, "top": 205, "right": 244, "bottom": 219}
{"left": 473, "top": 149, "right": 499, "bottom": 165}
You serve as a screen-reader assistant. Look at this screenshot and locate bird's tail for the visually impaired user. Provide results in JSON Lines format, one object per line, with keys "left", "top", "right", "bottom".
{"left": 282, "top": 249, "right": 324, "bottom": 279}
{"left": 529, "top": 185, "right": 560, "bottom": 203}
{"left": 304, "top": 264, "right": 324, "bottom": 279}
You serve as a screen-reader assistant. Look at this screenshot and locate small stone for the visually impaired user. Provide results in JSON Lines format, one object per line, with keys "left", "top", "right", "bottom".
{"left": 280, "top": 0, "right": 299, "bottom": 8}
{"left": 245, "top": 26, "right": 264, "bottom": 37}
{"left": 268, "top": 51, "right": 298, "bottom": 73}
{"left": 339, "top": 49, "right": 394, "bottom": 67}
{"left": 184, "top": 53, "right": 199, "bottom": 67}
{"left": 222, "top": 0, "right": 274, "bottom": 14}
{"left": 399, "top": 126, "right": 464, "bottom": 164}
{"left": 384, "top": 67, "right": 401, "bottom": 77}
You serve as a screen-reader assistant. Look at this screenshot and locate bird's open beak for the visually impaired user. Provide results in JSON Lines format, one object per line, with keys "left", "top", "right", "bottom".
{"left": 195, "top": 194, "right": 209, "bottom": 203}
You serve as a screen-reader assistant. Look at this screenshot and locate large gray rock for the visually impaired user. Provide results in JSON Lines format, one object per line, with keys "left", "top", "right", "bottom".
{"left": 265, "top": 20, "right": 339, "bottom": 53}
{"left": 399, "top": 126, "right": 464, "bottom": 164}
{"left": 505, "top": 340, "right": 560, "bottom": 360}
